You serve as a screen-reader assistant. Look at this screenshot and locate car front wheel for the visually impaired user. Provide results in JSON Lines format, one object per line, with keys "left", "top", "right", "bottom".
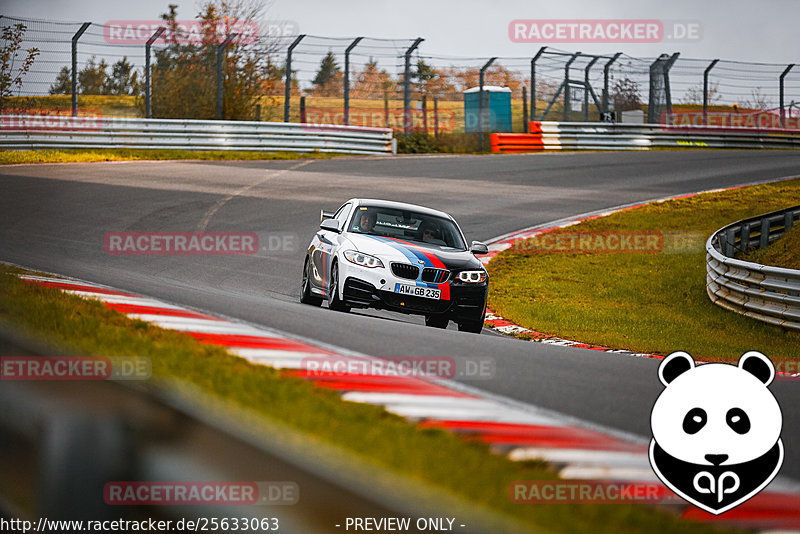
{"left": 300, "top": 257, "right": 322, "bottom": 306}
{"left": 327, "top": 262, "right": 350, "bottom": 312}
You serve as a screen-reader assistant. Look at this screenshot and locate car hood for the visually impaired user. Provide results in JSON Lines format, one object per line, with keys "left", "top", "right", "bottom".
{"left": 344, "top": 233, "right": 483, "bottom": 271}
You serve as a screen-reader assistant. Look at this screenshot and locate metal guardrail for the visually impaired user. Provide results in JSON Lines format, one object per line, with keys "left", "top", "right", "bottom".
{"left": 539, "top": 122, "right": 800, "bottom": 151}
{"left": 0, "top": 115, "right": 395, "bottom": 155}
{"left": 706, "top": 205, "right": 800, "bottom": 331}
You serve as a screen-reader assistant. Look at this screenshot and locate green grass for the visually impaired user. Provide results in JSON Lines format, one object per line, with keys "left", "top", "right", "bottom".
{"left": 0, "top": 148, "right": 349, "bottom": 165}
{"left": 487, "top": 178, "right": 800, "bottom": 363}
{"left": 0, "top": 263, "right": 741, "bottom": 534}
{"left": 740, "top": 224, "right": 800, "bottom": 270}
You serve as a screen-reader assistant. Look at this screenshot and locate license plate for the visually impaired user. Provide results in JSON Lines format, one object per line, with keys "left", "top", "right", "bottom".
{"left": 394, "top": 283, "right": 441, "bottom": 300}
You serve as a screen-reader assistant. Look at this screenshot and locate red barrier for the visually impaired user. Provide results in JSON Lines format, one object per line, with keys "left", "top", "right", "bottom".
{"left": 490, "top": 130, "right": 544, "bottom": 153}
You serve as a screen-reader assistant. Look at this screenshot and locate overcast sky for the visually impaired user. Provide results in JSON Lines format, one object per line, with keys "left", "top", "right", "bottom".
{"left": 3, "top": 0, "right": 799, "bottom": 64}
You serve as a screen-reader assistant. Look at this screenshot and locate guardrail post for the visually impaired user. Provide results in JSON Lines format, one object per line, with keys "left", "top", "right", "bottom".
{"left": 530, "top": 46, "right": 547, "bottom": 122}
{"left": 759, "top": 218, "right": 770, "bottom": 248}
{"left": 703, "top": 59, "right": 719, "bottom": 126}
{"left": 39, "top": 414, "right": 132, "bottom": 522}
{"left": 299, "top": 96, "right": 306, "bottom": 123}
{"left": 145, "top": 27, "right": 165, "bottom": 119}
{"left": 584, "top": 56, "right": 599, "bottom": 121}
{"left": 284, "top": 34, "right": 306, "bottom": 123}
{"left": 343, "top": 37, "right": 363, "bottom": 126}
{"left": 563, "top": 52, "right": 580, "bottom": 122}
{"left": 479, "top": 57, "right": 497, "bottom": 151}
{"left": 603, "top": 53, "right": 622, "bottom": 115}
{"left": 216, "top": 33, "right": 237, "bottom": 120}
{"left": 403, "top": 38, "right": 424, "bottom": 134}
{"left": 71, "top": 22, "right": 91, "bottom": 117}
{"left": 780, "top": 64, "right": 795, "bottom": 128}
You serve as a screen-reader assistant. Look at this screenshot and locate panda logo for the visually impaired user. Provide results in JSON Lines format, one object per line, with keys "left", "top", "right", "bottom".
{"left": 649, "top": 351, "right": 784, "bottom": 515}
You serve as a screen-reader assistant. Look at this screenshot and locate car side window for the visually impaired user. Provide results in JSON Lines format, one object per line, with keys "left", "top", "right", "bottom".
{"left": 334, "top": 203, "right": 352, "bottom": 230}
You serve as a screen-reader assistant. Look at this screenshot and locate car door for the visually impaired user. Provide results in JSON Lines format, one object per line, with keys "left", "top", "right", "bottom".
{"left": 311, "top": 202, "right": 352, "bottom": 296}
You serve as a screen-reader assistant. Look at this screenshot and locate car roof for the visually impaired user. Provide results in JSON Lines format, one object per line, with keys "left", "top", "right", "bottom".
{"left": 347, "top": 198, "right": 454, "bottom": 220}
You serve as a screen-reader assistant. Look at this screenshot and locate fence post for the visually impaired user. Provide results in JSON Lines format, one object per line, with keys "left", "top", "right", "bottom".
{"left": 434, "top": 97, "right": 439, "bottom": 138}
{"left": 216, "top": 33, "right": 237, "bottom": 120}
{"left": 403, "top": 38, "right": 424, "bottom": 134}
{"left": 284, "top": 34, "right": 306, "bottom": 122}
{"left": 603, "top": 52, "right": 622, "bottom": 114}
{"left": 343, "top": 37, "right": 363, "bottom": 126}
{"left": 144, "top": 27, "right": 165, "bottom": 119}
{"left": 648, "top": 53, "right": 679, "bottom": 123}
{"left": 422, "top": 94, "right": 428, "bottom": 133}
{"left": 780, "top": 64, "right": 795, "bottom": 128}
{"left": 71, "top": 22, "right": 91, "bottom": 117}
{"left": 703, "top": 59, "right": 719, "bottom": 125}
{"left": 479, "top": 57, "right": 497, "bottom": 152}
{"left": 384, "top": 88, "right": 389, "bottom": 127}
{"left": 299, "top": 96, "right": 306, "bottom": 123}
{"left": 563, "top": 52, "right": 580, "bottom": 122}
{"left": 664, "top": 53, "right": 680, "bottom": 117}
{"left": 522, "top": 86, "right": 528, "bottom": 132}
{"left": 530, "top": 46, "right": 547, "bottom": 122}
{"left": 584, "top": 56, "right": 599, "bottom": 121}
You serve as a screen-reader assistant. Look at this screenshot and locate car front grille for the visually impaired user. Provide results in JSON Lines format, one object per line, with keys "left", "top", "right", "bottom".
{"left": 421, "top": 268, "right": 450, "bottom": 283}
{"left": 380, "top": 292, "right": 451, "bottom": 314}
{"left": 391, "top": 263, "right": 420, "bottom": 280}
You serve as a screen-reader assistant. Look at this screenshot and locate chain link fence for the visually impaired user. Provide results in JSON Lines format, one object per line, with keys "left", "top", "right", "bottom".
{"left": 2, "top": 15, "right": 799, "bottom": 134}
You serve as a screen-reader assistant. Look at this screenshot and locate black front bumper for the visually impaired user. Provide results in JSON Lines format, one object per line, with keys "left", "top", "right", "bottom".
{"left": 343, "top": 276, "right": 487, "bottom": 320}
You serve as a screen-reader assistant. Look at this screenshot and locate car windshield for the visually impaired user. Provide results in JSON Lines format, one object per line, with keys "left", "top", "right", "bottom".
{"left": 348, "top": 206, "right": 466, "bottom": 251}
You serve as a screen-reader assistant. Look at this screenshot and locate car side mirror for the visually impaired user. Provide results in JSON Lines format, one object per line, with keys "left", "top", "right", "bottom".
{"left": 320, "top": 219, "right": 341, "bottom": 233}
{"left": 470, "top": 241, "right": 488, "bottom": 255}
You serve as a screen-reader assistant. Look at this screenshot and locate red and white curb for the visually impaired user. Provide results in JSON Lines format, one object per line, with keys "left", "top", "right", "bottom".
{"left": 17, "top": 270, "right": 800, "bottom": 530}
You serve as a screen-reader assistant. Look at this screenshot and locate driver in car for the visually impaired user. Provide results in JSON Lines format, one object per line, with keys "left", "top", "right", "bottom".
{"left": 356, "top": 210, "right": 377, "bottom": 234}
{"left": 419, "top": 221, "right": 442, "bottom": 243}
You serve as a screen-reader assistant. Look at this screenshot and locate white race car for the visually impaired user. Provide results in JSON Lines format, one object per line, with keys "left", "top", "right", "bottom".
{"left": 300, "top": 199, "right": 489, "bottom": 333}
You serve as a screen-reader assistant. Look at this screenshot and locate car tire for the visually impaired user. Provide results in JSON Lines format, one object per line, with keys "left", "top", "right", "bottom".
{"left": 327, "top": 261, "right": 350, "bottom": 312}
{"left": 300, "top": 257, "right": 323, "bottom": 306}
{"left": 458, "top": 307, "right": 485, "bottom": 334}
{"left": 425, "top": 314, "right": 449, "bottom": 329}
{"left": 458, "top": 319, "right": 483, "bottom": 333}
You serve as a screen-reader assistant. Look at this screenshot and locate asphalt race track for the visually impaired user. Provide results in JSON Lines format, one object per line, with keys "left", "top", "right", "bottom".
{"left": 2, "top": 150, "right": 799, "bottom": 479}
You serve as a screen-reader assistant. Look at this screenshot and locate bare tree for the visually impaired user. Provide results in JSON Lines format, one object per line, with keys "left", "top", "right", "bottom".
{"left": 680, "top": 81, "right": 722, "bottom": 105}
{"left": 738, "top": 87, "right": 773, "bottom": 111}
{"left": 0, "top": 23, "right": 39, "bottom": 106}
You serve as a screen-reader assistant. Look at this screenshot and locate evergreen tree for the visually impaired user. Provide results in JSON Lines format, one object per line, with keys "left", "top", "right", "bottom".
{"left": 106, "top": 57, "right": 141, "bottom": 95}
{"left": 78, "top": 57, "right": 109, "bottom": 94}
{"left": 49, "top": 66, "right": 71, "bottom": 95}
{"left": 312, "top": 51, "right": 340, "bottom": 91}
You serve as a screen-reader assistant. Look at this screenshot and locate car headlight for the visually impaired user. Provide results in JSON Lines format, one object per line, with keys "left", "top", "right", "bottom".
{"left": 344, "top": 250, "right": 384, "bottom": 268}
{"left": 456, "top": 270, "right": 487, "bottom": 283}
